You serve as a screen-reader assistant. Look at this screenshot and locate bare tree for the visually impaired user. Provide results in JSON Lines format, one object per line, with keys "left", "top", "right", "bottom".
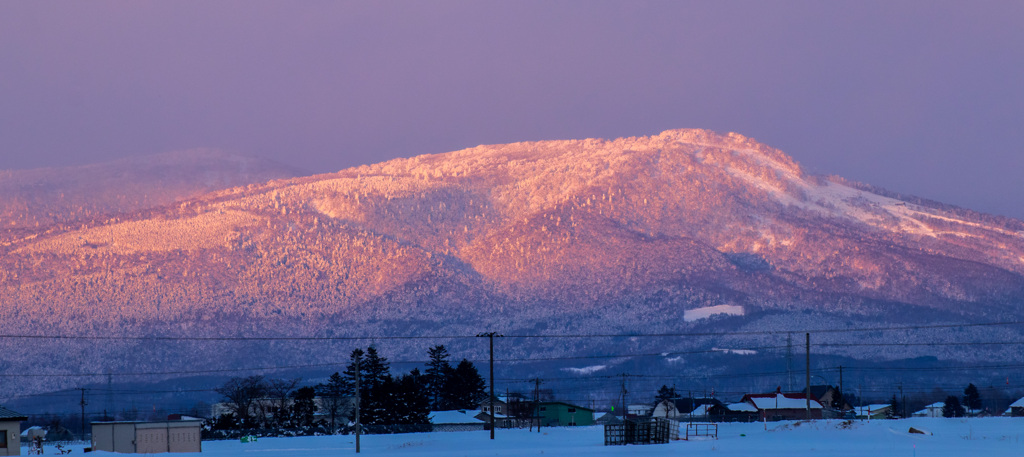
{"left": 215, "top": 376, "right": 267, "bottom": 428}
{"left": 265, "top": 378, "right": 300, "bottom": 428}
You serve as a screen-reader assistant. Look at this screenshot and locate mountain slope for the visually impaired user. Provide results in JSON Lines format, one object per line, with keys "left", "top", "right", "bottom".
{"left": 0, "top": 148, "right": 304, "bottom": 242}
{"left": 2, "top": 129, "right": 1023, "bottom": 393}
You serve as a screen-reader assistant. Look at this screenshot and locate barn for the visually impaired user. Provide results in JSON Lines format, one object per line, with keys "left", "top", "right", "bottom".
{"left": 91, "top": 420, "right": 202, "bottom": 454}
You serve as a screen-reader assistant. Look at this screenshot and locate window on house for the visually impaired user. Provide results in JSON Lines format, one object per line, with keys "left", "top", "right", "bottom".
{"left": 540, "top": 406, "right": 546, "bottom": 412}
{"left": 0, "top": 430, "right": 8, "bottom": 448}
{"left": 568, "top": 407, "right": 576, "bottom": 413}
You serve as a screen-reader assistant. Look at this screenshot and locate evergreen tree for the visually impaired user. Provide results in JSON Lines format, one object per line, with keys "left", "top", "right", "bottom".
{"left": 345, "top": 346, "right": 393, "bottom": 424}
{"left": 830, "top": 387, "right": 845, "bottom": 410}
{"left": 655, "top": 385, "right": 678, "bottom": 402}
{"left": 363, "top": 346, "right": 392, "bottom": 391}
{"left": 887, "top": 394, "right": 901, "bottom": 419}
{"left": 445, "top": 359, "right": 486, "bottom": 410}
{"left": 942, "top": 396, "right": 966, "bottom": 418}
{"left": 291, "top": 386, "right": 318, "bottom": 428}
{"left": 425, "top": 345, "right": 454, "bottom": 410}
{"left": 316, "top": 372, "right": 351, "bottom": 434}
{"left": 963, "top": 383, "right": 982, "bottom": 414}
{"left": 398, "top": 370, "right": 431, "bottom": 424}
{"left": 342, "top": 348, "right": 364, "bottom": 395}
{"left": 377, "top": 371, "right": 431, "bottom": 425}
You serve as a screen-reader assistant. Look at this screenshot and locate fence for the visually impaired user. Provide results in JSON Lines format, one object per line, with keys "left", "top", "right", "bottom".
{"left": 684, "top": 422, "right": 717, "bottom": 440}
{"left": 603, "top": 418, "right": 675, "bottom": 445}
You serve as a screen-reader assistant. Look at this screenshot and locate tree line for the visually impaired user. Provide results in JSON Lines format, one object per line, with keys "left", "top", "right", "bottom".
{"left": 211, "top": 345, "right": 486, "bottom": 435}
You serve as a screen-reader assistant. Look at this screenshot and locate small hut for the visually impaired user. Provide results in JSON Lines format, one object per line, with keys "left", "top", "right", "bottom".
{"left": 0, "top": 406, "right": 28, "bottom": 457}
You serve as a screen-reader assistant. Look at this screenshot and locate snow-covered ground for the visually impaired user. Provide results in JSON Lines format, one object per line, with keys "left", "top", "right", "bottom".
{"left": 42, "top": 418, "right": 1023, "bottom": 456}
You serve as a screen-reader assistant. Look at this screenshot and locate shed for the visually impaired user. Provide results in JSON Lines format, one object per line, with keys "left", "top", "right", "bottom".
{"left": 91, "top": 420, "right": 202, "bottom": 454}
{"left": 429, "top": 410, "right": 485, "bottom": 432}
{"left": 537, "top": 402, "right": 594, "bottom": 426}
{"left": 0, "top": 406, "right": 28, "bottom": 457}
{"left": 1008, "top": 397, "right": 1024, "bottom": 417}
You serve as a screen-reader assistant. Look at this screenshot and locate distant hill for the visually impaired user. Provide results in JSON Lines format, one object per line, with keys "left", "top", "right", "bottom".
{"left": 0, "top": 148, "right": 304, "bottom": 240}
{"left": 2, "top": 130, "right": 1023, "bottom": 395}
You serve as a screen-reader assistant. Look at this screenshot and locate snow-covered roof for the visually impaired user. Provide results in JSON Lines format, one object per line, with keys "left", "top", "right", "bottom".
{"left": 1010, "top": 397, "right": 1024, "bottom": 408}
{"left": 473, "top": 410, "right": 510, "bottom": 419}
{"left": 430, "top": 410, "right": 485, "bottom": 425}
{"left": 727, "top": 402, "right": 758, "bottom": 412}
{"left": 21, "top": 426, "right": 46, "bottom": 438}
{"left": 684, "top": 404, "right": 715, "bottom": 415}
{"left": 746, "top": 394, "right": 822, "bottom": 410}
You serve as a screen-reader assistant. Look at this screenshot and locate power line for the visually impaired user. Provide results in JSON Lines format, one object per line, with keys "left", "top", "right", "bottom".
{"left": 6, "top": 342, "right": 1024, "bottom": 379}
{"left": 1, "top": 319, "right": 1022, "bottom": 342}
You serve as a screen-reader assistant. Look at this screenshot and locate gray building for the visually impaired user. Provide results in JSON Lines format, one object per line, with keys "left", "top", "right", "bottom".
{"left": 0, "top": 406, "right": 28, "bottom": 457}
{"left": 91, "top": 420, "right": 202, "bottom": 454}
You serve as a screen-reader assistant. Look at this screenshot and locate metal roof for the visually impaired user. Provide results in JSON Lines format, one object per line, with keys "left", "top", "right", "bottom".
{"left": 0, "top": 406, "right": 28, "bottom": 420}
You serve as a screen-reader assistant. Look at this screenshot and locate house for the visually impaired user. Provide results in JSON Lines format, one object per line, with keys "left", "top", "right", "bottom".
{"left": 708, "top": 402, "right": 759, "bottom": 422}
{"left": 808, "top": 385, "right": 852, "bottom": 414}
{"left": 741, "top": 392, "right": 823, "bottom": 420}
{"left": 912, "top": 402, "right": 945, "bottom": 418}
{"left": 91, "top": 420, "right": 202, "bottom": 454}
{"left": 537, "top": 402, "right": 594, "bottom": 427}
{"left": 0, "top": 406, "right": 28, "bottom": 457}
{"left": 1008, "top": 397, "right": 1024, "bottom": 417}
{"left": 473, "top": 411, "right": 515, "bottom": 429}
{"left": 479, "top": 396, "right": 509, "bottom": 417}
{"left": 429, "top": 410, "right": 486, "bottom": 432}
{"left": 854, "top": 404, "right": 892, "bottom": 420}
{"left": 594, "top": 412, "right": 621, "bottom": 425}
{"left": 652, "top": 398, "right": 724, "bottom": 420}
{"left": 627, "top": 403, "right": 653, "bottom": 417}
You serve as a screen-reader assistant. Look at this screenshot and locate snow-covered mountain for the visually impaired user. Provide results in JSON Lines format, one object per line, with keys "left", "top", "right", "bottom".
{"left": 2, "top": 129, "right": 1023, "bottom": 393}
{"left": 0, "top": 148, "right": 304, "bottom": 236}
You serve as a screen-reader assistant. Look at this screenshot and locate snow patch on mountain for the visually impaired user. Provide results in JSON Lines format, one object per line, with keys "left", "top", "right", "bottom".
{"left": 711, "top": 347, "right": 757, "bottom": 355}
{"left": 561, "top": 365, "right": 608, "bottom": 375}
{"left": 684, "top": 304, "right": 745, "bottom": 321}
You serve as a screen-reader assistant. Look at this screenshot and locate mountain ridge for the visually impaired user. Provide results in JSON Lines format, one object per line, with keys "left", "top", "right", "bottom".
{"left": 2, "top": 128, "right": 1023, "bottom": 394}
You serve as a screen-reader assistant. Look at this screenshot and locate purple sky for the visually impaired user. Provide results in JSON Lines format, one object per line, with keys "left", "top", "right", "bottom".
{"left": 2, "top": 1, "right": 1022, "bottom": 219}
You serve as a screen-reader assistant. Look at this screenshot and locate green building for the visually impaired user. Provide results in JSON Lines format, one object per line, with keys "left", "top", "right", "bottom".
{"left": 537, "top": 402, "right": 594, "bottom": 426}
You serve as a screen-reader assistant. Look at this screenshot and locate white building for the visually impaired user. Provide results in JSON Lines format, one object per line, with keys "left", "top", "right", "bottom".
{"left": 912, "top": 402, "right": 944, "bottom": 418}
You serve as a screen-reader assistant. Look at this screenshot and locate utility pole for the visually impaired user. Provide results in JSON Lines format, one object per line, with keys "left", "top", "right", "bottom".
{"left": 78, "top": 388, "right": 88, "bottom": 441}
{"left": 805, "top": 333, "right": 811, "bottom": 420}
{"left": 477, "top": 332, "right": 503, "bottom": 440}
{"left": 529, "top": 378, "right": 542, "bottom": 432}
{"left": 786, "top": 332, "right": 794, "bottom": 391}
{"left": 619, "top": 374, "right": 629, "bottom": 417}
{"left": 898, "top": 382, "right": 905, "bottom": 419}
{"left": 355, "top": 352, "right": 361, "bottom": 454}
{"left": 838, "top": 366, "right": 844, "bottom": 409}
{"left": 106, "top": 373, "right": 113, "bottom": 420}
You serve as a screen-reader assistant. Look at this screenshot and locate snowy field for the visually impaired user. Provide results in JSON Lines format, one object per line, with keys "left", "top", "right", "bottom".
{"left": 41, "top": 418, "right": 1022, "bottom": 456}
